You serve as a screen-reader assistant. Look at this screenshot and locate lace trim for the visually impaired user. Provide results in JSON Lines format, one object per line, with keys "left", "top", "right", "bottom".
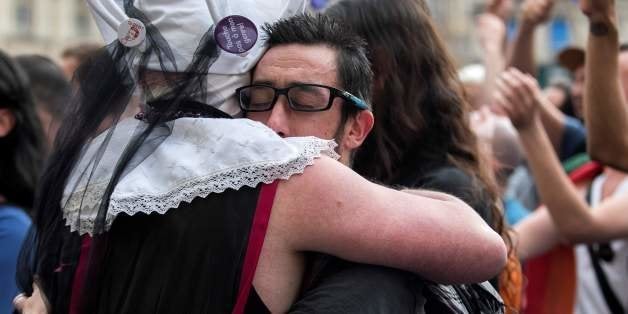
{"left": 63, "top": 140, "right": 339, "bottom": 235}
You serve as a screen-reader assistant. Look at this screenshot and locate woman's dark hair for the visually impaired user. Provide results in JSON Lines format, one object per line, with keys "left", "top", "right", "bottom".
{"left": 326, "top": 0, "right": 513, "bottom": 281}
{"left": 0, "top": 49, "right": 46, "bottom": 209}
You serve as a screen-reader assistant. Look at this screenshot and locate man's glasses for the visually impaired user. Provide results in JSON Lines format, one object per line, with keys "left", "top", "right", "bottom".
{"left": 236, "top": 83, "right": 368, "bottom": 112}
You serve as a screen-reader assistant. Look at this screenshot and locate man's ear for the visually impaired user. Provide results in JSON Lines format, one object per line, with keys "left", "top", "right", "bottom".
{"left": 342, "top": 110, "right": 374, "bottom": 151}
{"left": 0, "top": 108, "right": 16, "bottom": 137}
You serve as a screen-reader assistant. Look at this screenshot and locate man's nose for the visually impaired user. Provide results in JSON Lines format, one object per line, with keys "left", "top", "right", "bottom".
{"left": 266, "top": 96, "right": 291, "bottom": 137}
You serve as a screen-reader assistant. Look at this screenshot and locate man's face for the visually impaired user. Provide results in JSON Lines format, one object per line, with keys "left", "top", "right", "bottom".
{"left": 247, "top": 44, "right": 357, "bottom": 163}
{"left": 248, "top": 44, "right": 344, "bottom": 138}
{"left": 570, "top": 65, "right": 585, "bottom": 120}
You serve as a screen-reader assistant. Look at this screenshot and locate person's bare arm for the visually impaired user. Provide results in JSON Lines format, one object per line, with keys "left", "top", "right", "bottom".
{"left": 507, "top": 0, "right": 554, "bottom": 75}
{"left": 477, "top": 12, "right": 507, "bottom": 108}
{"left": 494, "top": 68, "right": 628, "bottom": 243}
{"left": 513, "top": 207, "right": 563, "bottom": 261}
{"left": 275, "top": 156, "right": 507, "bottom": 284}
{"left": 518, "top": 121, "right": 628, "bottom": 242}
{"left": 503, "top": 0, "right": 572, "bottom": 152}
{"left": 580, "top": 0, "right": 628, "bottom": 170}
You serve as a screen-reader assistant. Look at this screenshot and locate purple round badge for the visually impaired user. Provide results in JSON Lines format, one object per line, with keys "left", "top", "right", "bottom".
{"left": 214, "top": 15, "right": 258, "bottom": 54}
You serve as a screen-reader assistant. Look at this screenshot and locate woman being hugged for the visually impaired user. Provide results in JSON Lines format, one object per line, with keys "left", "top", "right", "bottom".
{"left": 326, "top": 0, "right": 520, "bottom": 310}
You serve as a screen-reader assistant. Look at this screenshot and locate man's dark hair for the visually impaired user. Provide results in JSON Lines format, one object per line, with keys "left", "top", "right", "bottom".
{"left": 15, "top": 55, "right": 71, "bottom": 120}
{"left": 263, "top": 14, "right": 373, "bottom": 121}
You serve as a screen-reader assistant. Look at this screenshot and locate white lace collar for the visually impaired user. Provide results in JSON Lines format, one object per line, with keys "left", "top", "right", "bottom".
{"left": 62, "top": 117, "right": 339, "bottom": 235}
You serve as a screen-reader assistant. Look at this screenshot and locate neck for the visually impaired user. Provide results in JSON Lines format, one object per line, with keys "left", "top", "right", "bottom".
{"left": 604, "top": 167, "right": 628, "bottom": 180}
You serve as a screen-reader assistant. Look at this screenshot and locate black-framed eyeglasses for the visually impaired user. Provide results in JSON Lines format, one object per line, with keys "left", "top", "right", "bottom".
{"left": 235, "top": 83, "right": 368, "bottom": 112}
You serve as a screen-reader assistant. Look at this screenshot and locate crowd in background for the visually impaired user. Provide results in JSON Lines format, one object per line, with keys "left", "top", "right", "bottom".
{"left": 1, "top": 0, "right": 627, "bottom": 313}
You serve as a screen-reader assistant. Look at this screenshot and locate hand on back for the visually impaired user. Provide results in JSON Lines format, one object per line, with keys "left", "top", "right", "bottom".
{"left": 13, "top": 282, "right": 48, "bottom": 314}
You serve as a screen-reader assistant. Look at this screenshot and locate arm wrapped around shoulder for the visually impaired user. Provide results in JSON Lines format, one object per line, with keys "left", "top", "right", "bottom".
{"left": 278, "top": 156, "right": 508, "bottom": 285}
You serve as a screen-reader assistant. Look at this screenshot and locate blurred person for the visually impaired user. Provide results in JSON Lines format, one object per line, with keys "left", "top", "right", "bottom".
{"left": 578, "top": 0, "right": 628, "bottom": 171}
{"left": 15, "top": 55, "right": 71, "bottom": 148}
{"left": 459, "top": 63, "right": 487, "bottom": 110}
{"left": 471, "top": 107, "right": 528, "bottom": 226}
{"left": 556, "top": 47, "right": 587, "bottom": 120}
{"left": 500, "top": 3, "right": 628, "bottom": 244}
{"left": 468, "top": 4, "right": 531, "bottom": 228}
{"left": 503, "top": 57, "right": 587, "bottom": 213}
{"left": 60, "top": 43, "right": 101, "bottom": 79}
{"left": 279, "top": 0, "right": 518, "bottom": 312}
{"left": 473, "top": 3, "right": 509, "bottom": 110}
{"left": 0, "top": 50, "right": 46, "bottom": 313}
{"left": 507, "top": 0, "right": 585, "bottom": 160}
{"left": 507, "top": 0, "right": 554, "bottom": 75}
{"left": 544, "top": 79, "right": 579, "bottom": 120}
{"left": 503, "top": 1, "right": 588, "bottom": 214}
{"left": 494, "top": 67, "right": 628, "bottom": 314}
{"left": 13, "top": 2, "right": 507, "bottom": 313}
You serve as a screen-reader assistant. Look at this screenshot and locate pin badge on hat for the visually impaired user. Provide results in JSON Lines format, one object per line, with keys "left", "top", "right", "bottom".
{"left": 214, "top": 15, "right": 258, "bottom": 55}
{"left": 118, "top": 18, "right": 146, "bottom": 47}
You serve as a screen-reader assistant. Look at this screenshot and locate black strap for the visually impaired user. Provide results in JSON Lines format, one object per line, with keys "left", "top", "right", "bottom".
{"left": 585, "top": 184, "right": 625, "bottom": 314}
{"left": 586, "top": 246, "right": 625, "bottom": 314}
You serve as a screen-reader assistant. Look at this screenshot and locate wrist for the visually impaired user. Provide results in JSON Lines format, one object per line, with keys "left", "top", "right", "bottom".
{"left": 588, "top": 13, "right": 618, "bottom": 36}
{"left": 516, "top": 116, "right": 543, "bottom": 138}
{"left": 518, "top": 20, "right": 538, "bottom": 33}
{"left": 482, "top": 43, "right": 504, "bottom": 55}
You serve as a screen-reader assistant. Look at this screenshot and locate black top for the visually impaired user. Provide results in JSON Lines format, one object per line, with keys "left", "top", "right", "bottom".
{"left": 290, "top": 165, "right": 499, "bottom": 314}
{"left": 72, "top": 185, "right": 270, "bottom": 314}
{"left": 399, "top": 166, "right": 493, "bottom": 226}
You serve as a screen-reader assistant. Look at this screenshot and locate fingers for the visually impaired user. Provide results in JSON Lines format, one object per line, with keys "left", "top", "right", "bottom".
{"left": 13, "top": 293, "right": 26, "bottom": 311}
{"left": 491, "top": 90, "right": 513, "bottom": 117}
{"left": 579, "top": 0, "right": 615, "bottom": 19}
{"left": 487, "top": 0, "right": 503, "bottom": 15}
{"left": 495, "top": 69, "right": 535, "bottom": 111}
{"left": 503, "top": 70, "right": 539, "bottom": 103}
{"left": 522, "top": 0, "right": 554, "bottom": 24}
{"left": 13, "top": 281, "right": 49, "bottom": 314}
{"left": 499, "top": 72, "right": 530, "bottom": 106}
{"left": 492, "top": 68, "right": 543, "bottom": 129}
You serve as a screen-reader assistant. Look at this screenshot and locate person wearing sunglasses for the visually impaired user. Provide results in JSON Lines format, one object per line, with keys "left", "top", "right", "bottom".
{"left": 240, "top": 13, "right": 507, "bottom": 313}
{"left": 239, "top": 21, "right": 375, "bottom": 166}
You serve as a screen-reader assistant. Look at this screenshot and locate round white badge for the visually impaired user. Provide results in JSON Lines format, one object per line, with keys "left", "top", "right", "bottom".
{"left": 118, "top": 18, "right": 146, "bottom": 47}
